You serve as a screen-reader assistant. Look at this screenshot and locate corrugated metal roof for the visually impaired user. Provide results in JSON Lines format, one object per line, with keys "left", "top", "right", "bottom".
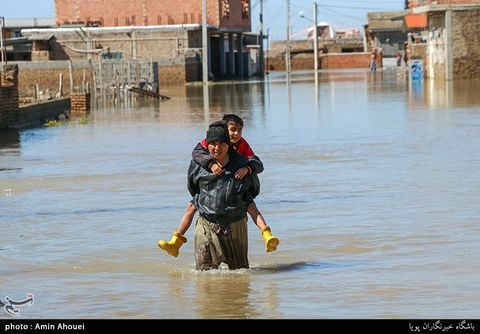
{"left": 4, "top": 37, "right": 29, "bottom": 46}
{"left": 4, "top": 18, "right": 55, "bottom": 28}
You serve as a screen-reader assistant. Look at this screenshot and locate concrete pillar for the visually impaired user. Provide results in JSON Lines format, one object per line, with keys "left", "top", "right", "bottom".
{"left": 208, "top": 34, "right": 212, "bottom": 79}
{"left": 445, "top": 9, "right": 453, "bottom": 81}
{"left": 236, "top": 33, "right": 244, "bottom": 77}
{"left": 132, "top": 31, "right": 137, "bottom": 59}
{"left": 219, "top": 33, "right": 226, "bottom": 75}
{"left": 228, "top": 33, "right": 235, "bottom": 75}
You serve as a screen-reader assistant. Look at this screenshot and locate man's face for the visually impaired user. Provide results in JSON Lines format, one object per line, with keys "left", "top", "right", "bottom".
{"left": 208, "top": 141, "right": 229, "bottom": 161}
{"left": 227, "top": 122, "right": 243, "bottom": 144}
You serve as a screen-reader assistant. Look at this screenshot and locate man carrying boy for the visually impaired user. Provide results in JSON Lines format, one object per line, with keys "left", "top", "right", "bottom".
{"left": 158, "top": 115, "right": 279, "bottom": 260}
{"left": 190, "top": 121, "right": 258, "bottom": 269}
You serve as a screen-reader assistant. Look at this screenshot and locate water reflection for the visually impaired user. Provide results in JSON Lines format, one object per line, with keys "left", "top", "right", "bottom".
{"left": 0, "top": 130, "right": 20, "bottom": 172}
{"left": 4, "top": 69, "right": 480, "bottom": 318}
{"left": 408, "top": 80, "right": 425, "bottom": 108}
{"left": 411, "top": 78, "right": 480, "bottom": 109}
{"left": 194, "top": 272, "right": 258, "bottom": 319}
{"left": 0, "top": 130, "right": 20, "bottom": 148}
{"left": 203, "top": 84, "right": 210, "bottom": 124}
{"left": 184, "top": 82, "right": 266, "bottom": 126}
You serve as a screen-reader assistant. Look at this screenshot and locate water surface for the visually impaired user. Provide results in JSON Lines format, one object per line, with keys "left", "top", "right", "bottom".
{"left": 1, "top": 69, "right": 480, "bottom": 318}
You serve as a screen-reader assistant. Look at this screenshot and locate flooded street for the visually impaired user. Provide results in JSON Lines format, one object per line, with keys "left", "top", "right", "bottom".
{"left": 1, "top": 69, "right": 480, "bottom": 318}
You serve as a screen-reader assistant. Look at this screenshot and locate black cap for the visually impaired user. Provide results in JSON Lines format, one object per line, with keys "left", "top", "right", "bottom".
{"left": 206, "top": 121, "right": 230, "bottom": 145}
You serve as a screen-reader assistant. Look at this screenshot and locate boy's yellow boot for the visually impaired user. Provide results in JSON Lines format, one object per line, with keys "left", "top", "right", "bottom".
{"left": 261, "top": 226, "right": 279, "bottom": 252}
{"left": 157, "top": 231, "right": 187, "bottom": 257}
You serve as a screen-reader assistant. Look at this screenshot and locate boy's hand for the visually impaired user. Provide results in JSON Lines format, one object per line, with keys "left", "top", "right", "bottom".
{"left": 210, "top": 163, "right": 224, "bottom": 176}
{"left": 234, "top": 167, "right": 250, "bottom": 180}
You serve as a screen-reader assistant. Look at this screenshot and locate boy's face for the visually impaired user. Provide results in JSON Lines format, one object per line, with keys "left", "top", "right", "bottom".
{"left": 227, "top": 122, "right": 243, "bottom": 144}
{"left": 207, "top": 141, "right": 229, "bottom": 161}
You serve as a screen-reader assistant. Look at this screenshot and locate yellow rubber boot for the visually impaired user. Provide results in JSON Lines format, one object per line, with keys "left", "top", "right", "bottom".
{"left": 157, "top": 231, "right": 187, "bottom": 257}
{"left": 261, "top": 226, "right": 279, "bottom": 253}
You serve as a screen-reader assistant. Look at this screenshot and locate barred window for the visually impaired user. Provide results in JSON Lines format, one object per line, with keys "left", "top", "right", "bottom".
{"left": 222, "top": 0, "right": 230, "bottom": 19}
{"left": 242, "top": 0, "right": 249, "bottom": 19}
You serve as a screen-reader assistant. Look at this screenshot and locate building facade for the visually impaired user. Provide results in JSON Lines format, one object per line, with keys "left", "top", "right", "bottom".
{"left": 365, "top": 11, "right": 409, "bottom": 57}
{"left": 2, "top": 18, "right": 55, "bottom": 61}
{"left": 408, "top": 0, "right": 480, "bottom": 79}
{"left": 18, "top": 0, "right": 259, "bottom": 83}
{"left": 408, "top": 0, "right": 480, "bottom": 8}
{"left": 55, "top": 0, "right": 252, "bottom": 32}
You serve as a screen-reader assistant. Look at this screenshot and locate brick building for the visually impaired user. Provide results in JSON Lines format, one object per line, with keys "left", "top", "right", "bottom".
{"left": 54, "top": 0, "right": 251, "bottom": 31}
{"left": 407, "top": 0, "right": 480, "bottom": 79}
{"left": 408, "top": 0, "right": 480, "bottom": 8}
{"left": 2, "top": 18, "right": 55, "bottom": 61}
{"left": 22, "top": 0, "right": 260, "bottom": 83}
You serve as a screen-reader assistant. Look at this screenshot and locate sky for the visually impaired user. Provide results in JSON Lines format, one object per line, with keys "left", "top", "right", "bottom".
{"left": 1, "top": 0, "right": 405, "bottom": 41}
{"left": 251, "top": 0, "right": 405, "bottom": 40}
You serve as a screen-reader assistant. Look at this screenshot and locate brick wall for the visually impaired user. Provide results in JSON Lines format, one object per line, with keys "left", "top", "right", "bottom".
{"left": 13, "top": 58, "right": 196, "bottom": 100}
{"left": 409, "top": 0, "right": 480, "bottom": 8}
{"left": 321, "top": 53, "right": 374, "bottom": 69}
{"left": 157, "top": 62, "right": 200, "bottom": 84}
{"left": 266, "top": 52, "right": 376, "bottom": 71}
{"left": 55, "top": 0, "right": 250, "bottom": 31}
{"left": 18, "top": 67, "right": 92, "bottom": 98}
{"left": 47, "top": 28, "right": 199, "bottom": 61}
{"left": 266, "top": 53, "right": 315, "bottom": 71}
{"left": 0, "top": 65, "right": 19, "bottom": 130}
{"left": 452, "top": 9, "right": 480, "bottom": 79}
{"left": 70, "top": 92, "right": 90, "bottom": 115}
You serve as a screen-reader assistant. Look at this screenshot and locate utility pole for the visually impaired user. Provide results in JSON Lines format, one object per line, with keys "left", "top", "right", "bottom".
{"left": 202, "top": 0, "right": 208, "bottom": 84}
{"left": 286, "top": 0, "right": 291, "bottom": 75}
{"left": 0, "top": 17, "right": 5, "bottom": 68}
{"left": 259, "top": 0, "right": 264, "bottom": 77}
{"left": 313, "top": 2, "right": 318, "bottom": 79}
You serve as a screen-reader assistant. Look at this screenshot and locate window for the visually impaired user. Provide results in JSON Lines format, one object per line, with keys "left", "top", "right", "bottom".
{"left": 222, "top": 0, "right": 230, "bottom": 19}
{"left": 242, "top": 0, "right": 249, "bottom": 19}
{"left": 101, "top": 51, "right": 123, "bottom": 59}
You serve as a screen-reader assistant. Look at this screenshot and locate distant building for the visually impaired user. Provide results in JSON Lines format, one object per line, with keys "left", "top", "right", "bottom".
{"left": 407, "top": 0, "right": 480, "bottom": 79}
{"left": 54, "top": 0, "right": 251, "bottom": 31}
{"left": 306, "top": 22, "right": 335, "bottom": 39}
{"left": 9, "top": 0, "right": 262, "bottom": 82}
{"left": 3, "top": 18, "right": 55, "bottom": 61}
{"left": 407, "top": 0, "right": 480, "bottom": 8}
{"left": 364, "top": 11, "right": 409, "bottom": 57}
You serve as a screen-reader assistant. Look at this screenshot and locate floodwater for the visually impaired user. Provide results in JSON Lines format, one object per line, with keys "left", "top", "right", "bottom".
{"left": 1, "top": 69, "right": 480, "bottom": 319}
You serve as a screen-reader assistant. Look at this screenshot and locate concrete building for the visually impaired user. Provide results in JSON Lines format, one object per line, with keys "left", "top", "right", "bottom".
{"left": 55, "top": 0, "right": 251, "bottom": 30}
{"left": 49, "top": 0, "right": 259, "bottom": 80}
{"left": 4, "top": 1, "right": 261, "bottom": 84}
{"left": 408, "top": 0, "right": 480, "bottom": 79}
{"left": 364, "top": 11, "right": 409, "bottom": 57}
{"left": 267, "top": 28, "right": 365, "bottom": 71}
{"left": 2, "top": 18, "right": 55, "bottom": 61}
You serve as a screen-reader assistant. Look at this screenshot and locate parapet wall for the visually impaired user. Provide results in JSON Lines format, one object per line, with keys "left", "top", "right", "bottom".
{"left": 267, "top": 52, "right": 380, "bottom": 71}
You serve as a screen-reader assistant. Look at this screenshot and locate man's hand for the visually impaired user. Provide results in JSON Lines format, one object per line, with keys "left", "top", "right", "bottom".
{"left": 234, "top": 166, "right": 250, "bottom": 180}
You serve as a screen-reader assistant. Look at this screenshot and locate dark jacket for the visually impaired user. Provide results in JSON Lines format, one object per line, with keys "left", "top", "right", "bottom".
{"left": 192, "top": 142, "right": 264, "bottom": 174}
{"left": 188, "top": 149, "right": 260, "bottom": 225}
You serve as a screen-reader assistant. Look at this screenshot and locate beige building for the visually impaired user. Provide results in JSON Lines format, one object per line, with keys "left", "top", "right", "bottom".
{"left": 409, "top": 1, "right": 480, "bottom": 79}
{"left": 7, "top": 1, "right": 262, "bottom": 83}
